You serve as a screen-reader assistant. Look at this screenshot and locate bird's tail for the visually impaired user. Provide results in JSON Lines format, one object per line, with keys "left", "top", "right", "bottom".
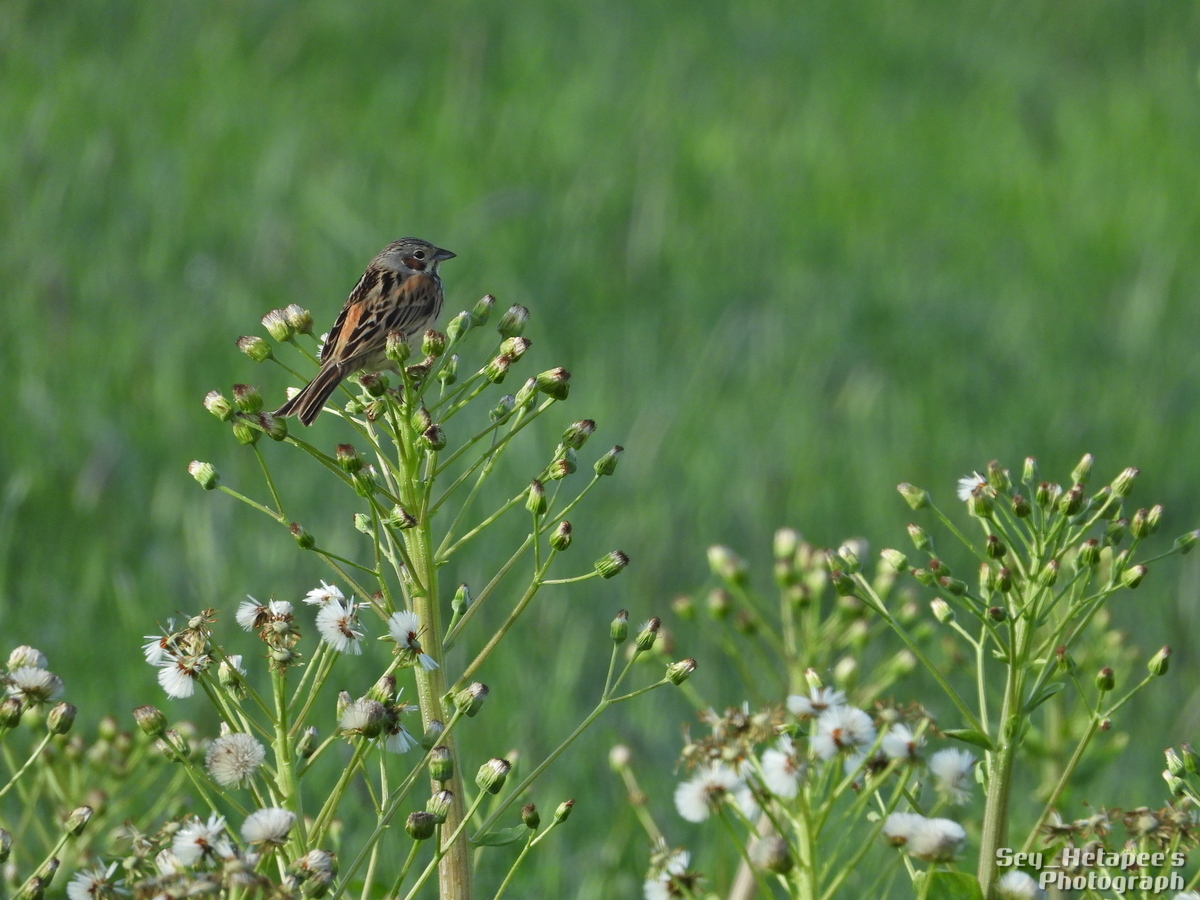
{"left": 274, "top": 364, "right": 347, "bottom": 426}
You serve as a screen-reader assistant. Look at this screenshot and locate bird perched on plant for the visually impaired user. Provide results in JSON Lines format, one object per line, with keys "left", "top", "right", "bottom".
{"left": 274, "top": 238, "right": 456, "bottom": 425}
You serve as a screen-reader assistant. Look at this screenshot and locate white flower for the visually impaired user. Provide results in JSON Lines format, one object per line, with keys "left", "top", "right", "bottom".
{"left": 172, "top": 813, "right": 227, "bottom": 866}
{"left": 957, "top": 472, "right": 987, "bottom": 502}
{"left": 142, "top": 634, "right": 172, "bottom": 666}
{"left": 673, "top": 763, "right": 742, "bottom": 823}
{"left": 761, "top": 736, "right": 804, "bottom": 799}
{"left": 388, "top": 610, "right": 439, "bottom": 670}
{"left": 205, "top": 733, "right": 266, "bottom": 787}
{"left": 340, "top": 698, "right": 387, "bottom": 735}
{"left": 296, "top": 849, "right": 336, "bottom": 884}
{"left": 303, "top": 580, "right": 345, "bottom": 606}
{"left": 268, "top": 600, "right": 293, "bottom": 618}
{"left": 997, "top": 871, "right": 1046, "bottom": 899}
{"left": 907, "top": 817, "right": 966, "bottom": 862}
{"left": 8, "top": 645, "right": 48, "bottom": 669}
{"left": 929, "top": 748, "right": 976, "bottom": 804}
{"left": 236, "top": 597, "right": 268, "bottom": 631}
{"left": 66, "top": 862, "right": 124, "bottom": 900}
{"left": 882, "top": 723, "right": 924, "bottom": 760}
{"left": 384, "top": 720, "right": 417, "bottom": 754}
{"left": 810, "top": 706, "right": 876, "bottom": 760}
{"left": 6, "top": 666, "right": 64, "bottom": 704}
{"left": 316, "top": 599, "right": 366, "bottom": 655}
{"left": 242, "top": 807, "right": 296, "bottom": 845}
{"left": 644, "top": 849, "right": 690, "bottom": 900}
{"left": 156, "top": 655, "right": 207, "bottom": 699}
{"left": 786, "top": 687, "right": 846, "bottom": 717}
{"left": 881, "top": 811, "right": 927, "bottom": 846}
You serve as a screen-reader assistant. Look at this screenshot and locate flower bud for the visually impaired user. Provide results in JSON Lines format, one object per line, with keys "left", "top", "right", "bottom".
{"left": 499, "top": 336, "right": 531, "bottom": 360}
{"left": 437, "top": 353, "right": 459, "bottom": 386}
{"left": 0, "top": 828, "right": 9, "bottom": 864}
{"left": 356, "top": 372, "right": 387, "bottom": 398}
{"left": 610, "top": 610, "right": 629, "bottom": 644}
{"left": 751, "top": 835, "right": 793, "bottom": 875}
{"left": 772, "top": 528, "right": 800, "bottom": 563}
{"left": 418, "top": 424, "right": 446, "bottom": 452}
{"left": 422, "top": 330, "right": 447, "bottom": 358}
{"left": 429, "top": 746, "right": 454, "bottom": 783}
{"left": 930, "top": 598, "right": 954, "bottom": 624}
{"left": 1055, "top": 645, "right": 1075, "bottom": 673}
{"left": 666, "top": 658, "right": 696, "bottom": 685}
{"left": 452, "top": 584, "right": 471, "bottom": 615}
{"left": 1011, "top": 493, "right": 1032, "bottom": 518}
{"left": 1121, "top": 564, "right": 1147, "bottom": 589}
{"left": 48, "top": 702, "right": 76, "bottom": 735}
{"left": 912, "top": 567, "right": 934, "bottom": 586}
{"left": 237, "top": 335, "right": 273, "bottom": 362}
{"left": 1104, "top": 518, "right": 1128, "bottom": 547}
{"left": 259, "top": 411, "right": 287, "bottom": 441}
{"left": 535, "top": 367, "right": 571, "bottom": 400}
{"left": 420, "top": 790, "right": 452, "bottom": 825}
{"left": 1096, "top": 667, "right": 1115, "bottom": 692}
{"left": 706, "top": 589, "right": 730, "bottom": 620}
{"left": 561, "top": 420, "right": 597, "bottom": 451}
{"left": 432, "top": 310, "right": 467, "bottom": 347}
{"left": 476, "top": 758, "right": 511, "bottom": 794}
{"left": 455, "top": 683, "right": 489, "bottom": 717}
{"left": 484, "top": 354, "right": 512, "bottom": 384}
{"left": 336, "top": 444, "right": 362, "bottom": 473}
{"left": 1166, "top": 747, "right": 1186, "bottom": 777}
{"left": 421, "top": 720, "right": 444, "bottom": 750}
{"left": 708, "top": 546, "right": 746, "bottom": 586}
{"left": 549, "top": 520, "right": 572, "bottom": 551}
{"left": 1071, "top": 453, "right": 1094, "bottom": 485}
{"left": 133, "top": 705, "right": 167, "bottom": 737}
{"left": 635, "top": 618, "right": 661, "bottom": 652}
{"left": 385, "top": 331, "right": 411, "bottom": 365}
{"left": 594, "top": 445, "right": 624, "bottom": 476}
{"left": 595, "top": 550, "right": 629, "bottom": 579}
{"left": 289, "top": 522, "right": 315, "bottom": 550}
{"left": 1176, "top": 530, "right": 1200, "bottom": 554}
{"left": 881, "top": 549, "right": 908, "bottom": 572}
{"left": 279, "top": 303, "right": 312, "bottom": 335}
{"left": 521, "top": 803, "right": 540, "bottom": 829}
{"left": 296, "top": 727, "right": 318, "bottom": 760}
{"left": 262, "top": 308, "right": 294, "bottom": 342}
{"left": 554, "top": 799, "right": 575, "bottom": 823}
{"left": 985, "top": 460, "right": 1010, "bottom": 492}
{"left": 388, "top": 505, "right": 417, "bottom": 529}
{"left": 979, "top": 563, "right": 996, "bottom": 595}
{"left": 548, "top": 446, "right": 577, "bottom": 479}
{"left": 471, "top": 295, "right": 495, "bottom": 326}
{"left": 988, "top": 605, "right": 1006, "bottom": 622}
{"left": 367, "top": 674, "right": 396, "bottom": 704}
{"left": 1148, "top": 646, "right": 1171, "bottom": 677}
{"left": 204, "top": 390, "right": 235, "bottom": 422}
{"left": 525, "top": 479, "right": 547, "bottom": 515}
{"left": 897, "top": 483, "right": 929, "bottom": 510}
{"left": 64, "top": 805, "right": 92, "bottom": 836}
{"left": 1036, "top": 482, "right": 1061, "bottom": 510}
{"left": 497, "top": 304, "right": 529, "bottom": 338}
{"left": 188, "top": 460, "right": 219, "bottom": 491}
{"left": 938, "top": 576, "right": 967, "bottom": 596}
{"left": 830, "top": 569, "right": 856, "bottom": 596}
{"left": 1147, "top": 504, "right": 1163, "bottom": 534}
{"left": 836, "top": 542, "right": 862, "bottom": 574}
{"left": 405, "top": 811, "right": 437, "bottom": 841}
{"left": 1182, "top": 742, "right": 1199, "bottom": 774}
{"left": 1164, "top": 770, "right": 1186, "bottom": 796}
{"left": 232, "top": 383, "right": 263, "bottom": 413}
{"left": 968, "top": 491, "right": 993, "bottom": 519}
{"left": 907, "top": 523, "right": 931, "bottom": 551}
{"left": 1058, "top": 484, "right": 1084, "bottom": 516}
{"left": 1111, "top": 467, "right": 1139, "bottom": 498}
{"left": 1131, "top": 508, "right": 1150, "bottom": 539}
{"left": 1076, "top": 539, "right": 1100, "bottom": 569}
{"left": 513, "top": 378, "right": 538, "bottom": 410}
{"left": 1022, "top": 457, "right": 1038, "bottom": 484}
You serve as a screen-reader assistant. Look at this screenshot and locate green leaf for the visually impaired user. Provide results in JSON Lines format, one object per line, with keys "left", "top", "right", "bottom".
{"left": 474, "top": 825, "right": 528, "bottom": 847}
{"left": 942, "top": 728, "right": 996, "bottom": 751}
{"left": 914, "top": 871, "right": 985, "bottom": 900}
{"left": 1024, "top": 681, "right": 1065, "bottom": 714}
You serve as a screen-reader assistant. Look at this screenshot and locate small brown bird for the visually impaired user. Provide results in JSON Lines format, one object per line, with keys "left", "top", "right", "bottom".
{"left": 275, "top": 238, "right": 455, "bottom": 425}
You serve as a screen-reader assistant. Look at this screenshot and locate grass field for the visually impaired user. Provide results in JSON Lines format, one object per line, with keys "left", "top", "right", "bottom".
{"left": 3, "top": 2, "right": 1200, "bottom": 895}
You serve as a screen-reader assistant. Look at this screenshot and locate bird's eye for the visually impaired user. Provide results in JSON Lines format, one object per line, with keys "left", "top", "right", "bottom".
{"left": 414, "top": 250, "right": 426, "bottom": 260}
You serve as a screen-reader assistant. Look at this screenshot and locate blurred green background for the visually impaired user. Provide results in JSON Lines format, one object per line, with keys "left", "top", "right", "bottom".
{"left": 3, "top": 0, "right": 1200, "bottom": 895}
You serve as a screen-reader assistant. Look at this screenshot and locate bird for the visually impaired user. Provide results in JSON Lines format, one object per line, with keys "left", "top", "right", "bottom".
{"left": 274, "top": 238, "right": 455, "bottom": 425}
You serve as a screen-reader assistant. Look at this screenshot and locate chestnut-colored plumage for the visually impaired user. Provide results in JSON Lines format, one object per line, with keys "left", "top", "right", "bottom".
{"left": 275, "top": 238, "right": 455, "bottom": 425}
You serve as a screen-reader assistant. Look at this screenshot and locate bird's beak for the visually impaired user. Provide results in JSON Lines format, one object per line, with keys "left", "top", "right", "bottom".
{"left": 435, "top": 248, "right": 456, "bottom": 262}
